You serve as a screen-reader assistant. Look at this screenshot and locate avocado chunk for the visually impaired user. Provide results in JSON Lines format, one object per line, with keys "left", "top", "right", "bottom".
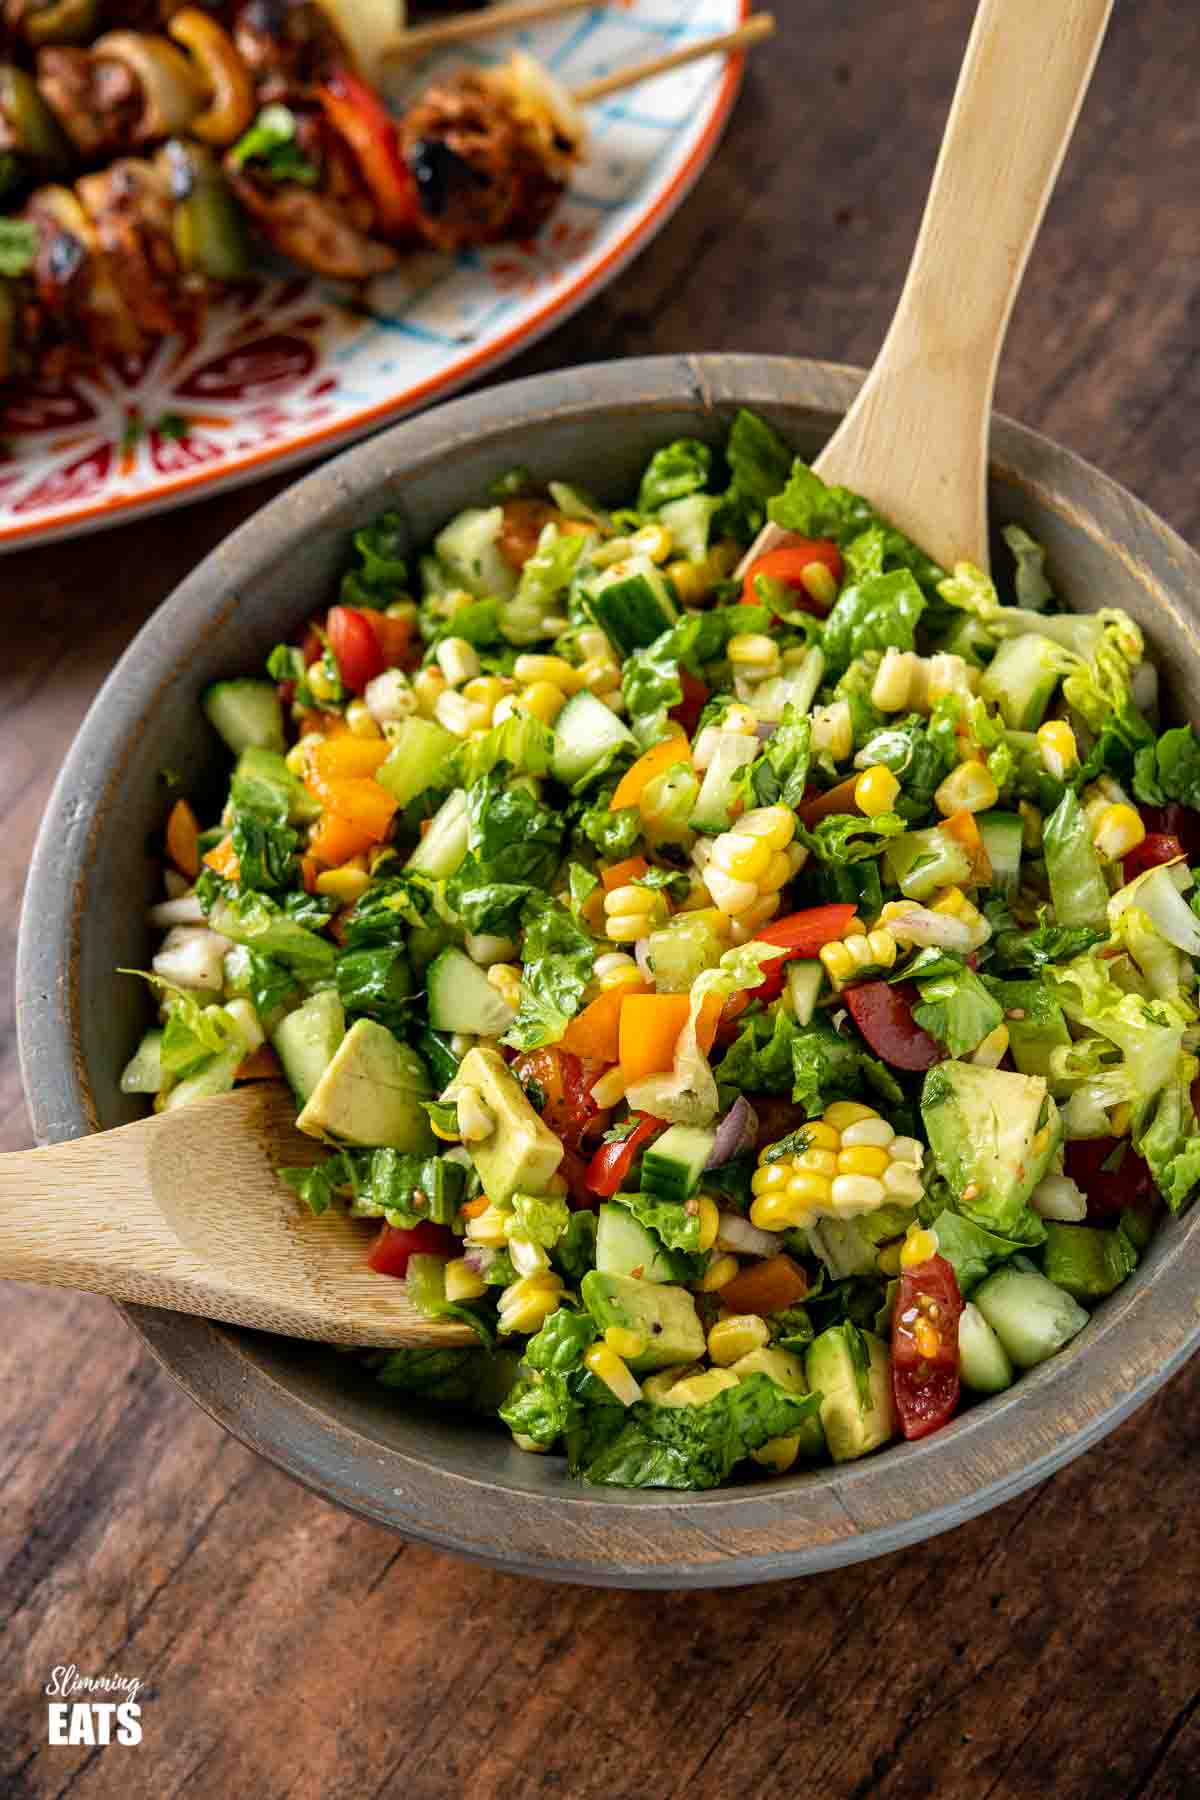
{"left": 654, "top": 1368, "right": 739, "bottom": 1407}
{"left": 580, "top": 1271, "right": 706, "bottom": 1372}
{"left": 985, "top": 978, "right": 1071, "bottom": 1080}
{"left": 272, "top": 989, "right": 345, "bottom": 1105}
{"left": 805, "top": 1325, "right": 895, "bottom": 1463}
{"left": 456, "top": 1045, "right": 563, "bottom": 1206}
{"left": 921, "top": 1060, "right": 1061, "bottom": 1238}
{"left": 297, "top": 1019, "right": 433, "bottom": 1151}
{"left": 730, "top": 1345, "right": 825, "bottom": 1459}
{"left": 1041, "top": 1220, "right": 1138, "bottom": 1303}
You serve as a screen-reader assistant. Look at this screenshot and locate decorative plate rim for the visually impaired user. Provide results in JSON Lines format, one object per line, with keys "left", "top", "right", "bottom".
{"left": 0, "top": 0, "right": 748, "bottom": 552}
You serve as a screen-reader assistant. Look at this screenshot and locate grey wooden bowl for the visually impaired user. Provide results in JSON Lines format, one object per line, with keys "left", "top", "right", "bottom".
{"left": 18, "top": 356, "right": 1200, "bottom": 1587}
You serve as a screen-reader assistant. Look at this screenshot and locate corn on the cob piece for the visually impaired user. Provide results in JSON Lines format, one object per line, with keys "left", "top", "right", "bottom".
{"left": 750, "top": 1101, "right": 925, "bottom": 1232}
{"left": 604, "top": 882, "right": 669, "bottom": 943}
{"left": 704, "top": 805, "right": 801, "bottom": 930}
{"left": 817, "top": 915, "right": 898, "bottom": 990}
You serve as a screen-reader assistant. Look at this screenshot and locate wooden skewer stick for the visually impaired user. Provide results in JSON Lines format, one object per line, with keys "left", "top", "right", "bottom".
{"left": 383, "top": 0, "right": 591, "bottom": 61}
{"left": 572, "top": 13, "right": 775, "bottom": 105}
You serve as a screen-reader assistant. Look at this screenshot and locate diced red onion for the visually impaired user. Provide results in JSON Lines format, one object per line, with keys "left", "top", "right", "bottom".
{"left": 462, "top": 1245, "right": 495, "bottom": 1274}
{"left": 706, "top": 1095, "right": 758, "bottom": 1167}
{"left": 715, "top": 1212, "right": 778, "bottom": 1258}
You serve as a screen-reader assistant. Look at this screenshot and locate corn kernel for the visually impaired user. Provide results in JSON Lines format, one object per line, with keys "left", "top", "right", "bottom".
{"left": 306, "top": 659, "right": 339, "bottom": 702}
{"left": 889, "top": 1136, "right": 925, "bottom": 1166}
{"left": 604, "top": 1325, "right": 648, "bottom": 1361}
{"left": 465, "top": 1204, "right": 510, "bottom": 1247}
{"left": 855, "top": 765, "right": 901, "bottom": 818}
{"left": 872, "top": 648, "right": 920, "bottom": 712}
{"left": 750, "top": 1191, "right": 804, "bottom": 1231}
{"left": 935, "top": 759, "right": 999, "bottom": 816}
{"left": 800, "top": 561, "right": 839, "bottom": 609}
{"left": 508, "top": 1232, "right": 551, "bottom": 1277}
{"left": 512, "top": 653, "right": 581, "bottom": 693}
{"left": 794, "top": 1147, "right": 838, "bottom": 1178}
{"left": 802, "top": 1121, "right": 841, "bottom": 1152}
{"left": 721, "top": 703, "right": 760, "bottom": 735}
{"left": 700, "top": 1252, "right": 739, "bottom": 1291}
{"left": 444, "top": 1258, "right": 487, "bottom": 1303}
{"left": 900, "top": 1225, "right": 939, "bottom": 1269}
{"left": 751, "top": 1433, "right": 802, "bottom": 1474}
{"left": 487, "top": 964, "right": 523, "bottom": 1011}
{"left": 314, "top": 863, "right": 371, "bottom": 906}
{"left": 883, "top": 1162, "right": 924, "bottom": 1200}
{"left": 594, "top": 952, "right": 643, "bottom": 992}
{"left": 412, "top": 667, "right": 446, "bottom": 716}
{"left": 728, "top": 633, "right": 780, "bottom": 676}
{"left": 823, "top": 1100, "right": 878, "bottom": 1132}
{"left": 498, "top": 1272, "right": 565, "bottom": 1335}
{"left": 694, "top": 1194, "right": 721, "bottom": 1253}
{"left": 740, "top": 805, "right": 795, "bottom": 849}
{"left": 631, "top": 523, "right": 673, "bottom": 563}
{"left": 837, "top": 1145, "right": 891, "bottom": 1179}
{"left": 970, "top": 1023, "right": 1010, "bottom": 1068}
{"left": 519, "top": 680, "right": 567, "bottom": 724}
{"left": 345, "top": 698, "right": 382, "bottom": 739}
{"left": 712, "top": 831, "right": 772, "bottom": 883}
{"left": 707, "top": 1314, "right": 770, "bottom": 1365}
{"left": 1093, "top": 803, "right": 1146, "bottom": 861}
{"left": 584, "top": 1341, "right": 642, "bottom": 1405}
{"left": 581, "top": 656, "right": 621, "bottom": 696}
{"left": 285, "top": 735, "right": 319, "bottom": 777}
{"left": 830, "top": 1173, "right": 886, "bottom": 1213}
{"left": 665, "top": 559, "right": 710, "bottom": 604}
{"left": 1037, "top": 719, "right": 1078, "bottom": 780}
{"left": 435, "top": 637, "right": 481, "bottom": 687}
{"left": 456, "top": 1084, "right": 495, "bottom": 1144}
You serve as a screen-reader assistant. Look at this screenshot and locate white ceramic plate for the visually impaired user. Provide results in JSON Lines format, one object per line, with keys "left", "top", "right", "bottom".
{"left": 0, "top": 0, "right": 745, "bottom": 549}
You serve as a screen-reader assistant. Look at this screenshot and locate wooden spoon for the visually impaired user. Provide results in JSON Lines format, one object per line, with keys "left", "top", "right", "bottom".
{"left": 0, "top": 1083, "right": 476, "bottom": 1347}
{"left": 739, "top": 0, "right": 1113, "bottom": 578}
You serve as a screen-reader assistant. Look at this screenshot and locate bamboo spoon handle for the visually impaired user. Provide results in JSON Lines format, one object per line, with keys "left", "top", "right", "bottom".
{"left": 743, "top": 0, "right": 1112, "bottom": 577}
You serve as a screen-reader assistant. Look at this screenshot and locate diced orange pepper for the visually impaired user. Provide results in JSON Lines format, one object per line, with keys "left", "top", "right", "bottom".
{"left": 562, "top": 983, "right": 650, "bottom": 1063}
{"left": 717, "top": 1254, "right": 809, "bottom": 1316}
{"left": 203, "top": 835, "right": 240, "bottom": 879}
{"left": 610, "top": 735, "right": 692, "bottom": 813}
{"left": 460, "top": 1195, "right": 491, "bottom": 1220}
{"left": 165, "top": 798, "right": 200, "bottom": 879}
{"left": 619, "top": 993, "right": 691, "bottom": 1082}
{"left": 310, "top": 736, "right": 392, "bottom": 783}
{"left": 235, "top": 1045, "right": 282, "bottom": 1082}
{"left": 695, "top": 989, "right": 726, "bottom": 1055}
{"left": 601, "top": 855, "right": 649, "bottom": 892}
{"left": 316, "top": 778, "right": 397, "bottom": 841}
{"left": 943, "top": 808, "right": 993, "bottom": 886}
{"left": 797, "top": 775, "right": 862, "bottom": 828}
{"left": 308, "top": 813, "right": 377, "bottom": 866}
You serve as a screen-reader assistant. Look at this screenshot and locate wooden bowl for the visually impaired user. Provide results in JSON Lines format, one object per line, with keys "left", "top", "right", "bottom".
{"left": 18, "top": 356, "right": 1200, "bottom": 1587}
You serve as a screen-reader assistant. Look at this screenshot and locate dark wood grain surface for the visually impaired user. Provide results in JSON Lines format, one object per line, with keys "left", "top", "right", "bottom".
{"left": 3, "top": 2, "right": 1199, "bottom": 1794}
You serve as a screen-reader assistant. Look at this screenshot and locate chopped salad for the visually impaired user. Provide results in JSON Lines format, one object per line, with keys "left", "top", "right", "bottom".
{"left": 127, "top": 411, "right": 1200, "bottom": 1490}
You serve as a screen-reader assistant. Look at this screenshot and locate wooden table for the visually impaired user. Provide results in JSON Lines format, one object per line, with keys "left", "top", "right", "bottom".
{"left": 3, "top": 2, "right": 1199, "bottom": 1794}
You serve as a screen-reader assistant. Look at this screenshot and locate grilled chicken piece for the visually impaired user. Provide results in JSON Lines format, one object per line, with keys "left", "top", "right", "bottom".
{"left": 400, "top": 72, "right": 563, "bottom": 254}
{"left": 231, "top": 0, "right": 345, "bottom": 104}
{"left": 77, "top": 157, "right": 195, "bottom": 336}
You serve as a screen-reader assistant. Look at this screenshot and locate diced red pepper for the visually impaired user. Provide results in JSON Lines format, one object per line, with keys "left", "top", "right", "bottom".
{"left": 318, "top": 68, "right": 421, "bottom": 238}
{"left": 749, "top": 902, "right": 858, "bottom": 1000}
{"left": 740, "top": 541, "right": 843, "bottom": 615}
{"left": 366, "top": 1220, "right": 457, "bottom": 1278}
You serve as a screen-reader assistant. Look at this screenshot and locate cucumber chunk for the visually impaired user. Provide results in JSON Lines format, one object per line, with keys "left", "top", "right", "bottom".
{"left": 640, "top": 1123, "right": 716, "bottom": 1203}
{"left": 595, "top": 1203, "right": 679, "bottom": 1283}
{"left": 976, "top": 810, "right": 1023, "bottom": 898}
{"left": 786, "top": 960, "right": 824, "bottom": 1025}
{"left": 433, "top": 505, "right": 518, "bottom": 599}
{"left": 426, "top": 946, "right": 516, "bottom": 1037}
{"left": 272, "top": 989, "right": 345, "bottom": 1105}
{"left": 550, "top": 690, "right": 636, "bottom": 790}
{"left": 690, "top": 731, "right": 758, "bottom": 832}
{"left": 957, "top": 1301, "right": 1015, "bottom": 1394}
{"left": 406, "top": 789, "right": 469, "bottom": 878}
{"left": 579, "top": 553, "right": 677, "bottom": 652}
{"left": 972, "top": 1266, "right": 1089, "bottom": 1368}
{"left": 203, "top": 678, "right": 285, "bottom": 755}
{"left": 376, "top": 718, "right": 458, "bottom": 808}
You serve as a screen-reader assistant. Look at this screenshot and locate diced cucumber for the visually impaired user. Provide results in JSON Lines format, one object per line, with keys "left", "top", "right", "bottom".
{"left": 162, "top": 1043, "right": 242, "bottom": 1109}
{"left": 752, "top": 647, "right": 826, "bottom": 723}
{"left": 202, "top": 678, "right": 285, "bottom": 755}
{"left": 426, "top": 946, "right": 516, "bottom": 1037}
{"left": 120, "top": 1028, "right": 165, "bottom": 1095}
{"left": 883, "top": 825, "right": 973, "bottom": 901}
{"left": 640, "top": 1123, "right": 716, "bottom": 1203}
{"left": 977, "top": 810, "right": 1023, "bottom": 898}
{"left": 596, "top": 1203, "right": 679, "bottom": 1283}
{"left": 645, "top": 913, "right": 726, "bottom": 993}
{"left": 580, "top": 553, "right": 677, "bottom": 652}
{"left": 1040, "top": 1220, "right": 1138, "bottom": 1304}
{"left": 958, "top": 1301, "right": 1015, "bottom": 1394}
{"left": 376, "top": 718, "right": 457, "bottom": 808}
{"left": 550, "top": 689, "right": 636, "bottom": 790}
{"left": 786, "top": 960, "right": 824, "bottom": 1025}
{"left": 657, "top": 493, "right": 719, "bottom": 563}
{"left": 690, "top": 730, "right": 758, "bottom": 832}
{"left": 405, "top": 788, "right": 469, "bottom": 877}
{"left": 972, "top": 1266, "right": 1089, "bottom": 1368}
{"left": 433, "top": 505, "right": 518, "bottom": 599}
{"left": 232, "top": 745, "right": 321, "bottom": 825}
{"left": 979, "top": 634, "right": 1066, "bottom": 730}
{"left": 272, "top": 989, "right": 345, "bottom": 1105}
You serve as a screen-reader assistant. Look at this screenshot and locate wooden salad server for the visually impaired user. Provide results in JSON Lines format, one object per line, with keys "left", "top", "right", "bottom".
{"left": 0, "top": 1083, "right": 476, "bottom": 1346}
{"left": 739, "top": 0, "right": 1113, "bottom": 577}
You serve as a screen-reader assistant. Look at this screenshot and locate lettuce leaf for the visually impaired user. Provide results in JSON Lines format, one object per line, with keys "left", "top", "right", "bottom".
{"left": 638, "top": 439, "right": 712, "bottom": 512}
{"left": 581, "top": 1372, "right": 822, "bottom": 1489}
{"left": 820, "top": 569, "right": 926, "bottom": 680}
{"left": 509, "top": 1191, "right": 571, "bottom": 1248}
{"left": 503, "top": 895, "right": 594, "bottom": 1051}
{"left": 524, "top": 1306, "right": 596, "bottom": 1373}
{"left": 925, "top": 1209, "right": 1036, "bottom": 1293}
{"left": 1133, "top": 725, "right": 1200, "bottom": 810}
{"left": 791, "top": 1016, "right": 903, "bottom": 1116}
{"left": 1132, "top": 1055, "right": 1200, "bottom": 1211}
{"left": 715, "top": 408, "right": 794, "bottom": 540}
{"left": 913, "top": 965, "right": 1004, "bottom": 1058}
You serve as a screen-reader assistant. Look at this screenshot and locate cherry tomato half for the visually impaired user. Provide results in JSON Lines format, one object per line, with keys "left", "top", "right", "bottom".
{"left": 512, "top": 1047, "right": 598, "bottom": 1149}
{"left": 1122, "top": 832, "right": 1184, "bottom": 883}
{"left": 367, "top": 1220, "right": 457, "bottom": 1278}
{"left": 1140, "top": 803, "right": 1200, "bottom": 865}
{"left": 892, "top": 1253, "right": 963, "bottom": 1440}
{"left": 750, "top": 903, "right": 858, "bottom": 1000}
{"left": 327, "top": 605, "right": 386, "bottom": 695}
{"left": 585, "top": 1113, "right": 662, "bottom": 1197}
{"left": 844, "top": 980, "right": 943, "bottom": 1072}
{"left": 1064, "top": 1136, "right": 1155, "bottom": 1220}
{"left": 740, "top": 541, "right": 843, "bottom": 615}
